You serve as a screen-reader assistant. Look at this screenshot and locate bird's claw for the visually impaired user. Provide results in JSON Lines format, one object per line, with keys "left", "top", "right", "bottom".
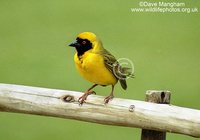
{"left": 78, "top": 91, "right": 96, "bottom": 105}
{"left": 90, "top": 91, "right": 96, "bottom": 95}
{"left": 78, "top": 97, "right": 85, "bottom": 106}
{"left": 104, "top": 95, "right": 114, "bottom": 104}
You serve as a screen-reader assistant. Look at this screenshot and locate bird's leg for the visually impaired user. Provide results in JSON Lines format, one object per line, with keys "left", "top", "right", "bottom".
{"left": 78, "top": 84, "right": 98, "bottom": 105}
{"left": 104, "top": 85, "right": 114, "bottom": 104}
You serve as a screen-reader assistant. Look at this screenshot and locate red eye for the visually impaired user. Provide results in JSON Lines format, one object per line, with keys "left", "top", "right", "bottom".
{"left": 82, "top": 41, "right": 86, "bottom": 44}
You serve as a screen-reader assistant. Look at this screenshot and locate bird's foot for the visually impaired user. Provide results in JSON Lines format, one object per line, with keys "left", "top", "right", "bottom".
{"left": 78, "top": 91, "right": 96, "bottom": 105}
{"left": 104, "top": 95, "right": 114, "bottom": 104}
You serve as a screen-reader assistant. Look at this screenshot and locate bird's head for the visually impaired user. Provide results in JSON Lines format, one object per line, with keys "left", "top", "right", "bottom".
{"left": 69, "top": 32, "right": 103, "bottom": 56}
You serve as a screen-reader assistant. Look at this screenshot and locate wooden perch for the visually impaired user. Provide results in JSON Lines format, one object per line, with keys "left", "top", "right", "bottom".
{"left": 0, "top": 83, "right": 200, "bottom": 138}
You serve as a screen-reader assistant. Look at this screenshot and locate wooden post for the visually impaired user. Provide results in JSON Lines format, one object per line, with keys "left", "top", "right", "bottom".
{"left": 141, "top": 90, "right": 171, "bottom": 140}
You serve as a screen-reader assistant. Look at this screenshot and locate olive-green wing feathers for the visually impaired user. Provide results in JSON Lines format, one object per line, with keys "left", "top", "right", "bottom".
{"left": 100, "top": 49, "right": 131, "bottom": 90}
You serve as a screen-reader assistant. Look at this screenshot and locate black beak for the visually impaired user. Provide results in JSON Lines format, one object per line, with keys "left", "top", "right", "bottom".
{"left": 69, "top": 40, "right": 80, "bottom": 47}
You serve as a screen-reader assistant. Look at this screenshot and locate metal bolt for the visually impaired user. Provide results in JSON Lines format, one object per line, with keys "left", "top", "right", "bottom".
{"left": 129, "top": 105, "right": 135, "bottom": 112}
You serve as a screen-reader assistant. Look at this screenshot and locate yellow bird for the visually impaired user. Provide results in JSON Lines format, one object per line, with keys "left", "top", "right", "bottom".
{"left": 69, "top": 32, "right": 133, "bottom": 105}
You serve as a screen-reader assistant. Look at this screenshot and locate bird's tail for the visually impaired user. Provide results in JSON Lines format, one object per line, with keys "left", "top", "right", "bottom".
{"left": 119, "top": 79, "right": 127, "bottom": 90}
{"left": 119, "top": 67, "right": 134, "bottom": 90}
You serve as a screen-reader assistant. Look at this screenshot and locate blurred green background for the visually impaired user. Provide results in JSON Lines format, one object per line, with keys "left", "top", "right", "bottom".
{"left": 0, "top": 0, "right": 199, "bottom": 139}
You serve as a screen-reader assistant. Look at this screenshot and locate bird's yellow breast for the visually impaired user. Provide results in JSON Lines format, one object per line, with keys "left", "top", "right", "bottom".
{"left": 74, "top": 51, "right": 118, "bottom": 86}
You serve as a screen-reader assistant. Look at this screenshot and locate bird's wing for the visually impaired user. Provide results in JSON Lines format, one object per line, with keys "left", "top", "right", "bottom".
{"left": 100, "top": 49, "right": 127, "bottom": 90}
